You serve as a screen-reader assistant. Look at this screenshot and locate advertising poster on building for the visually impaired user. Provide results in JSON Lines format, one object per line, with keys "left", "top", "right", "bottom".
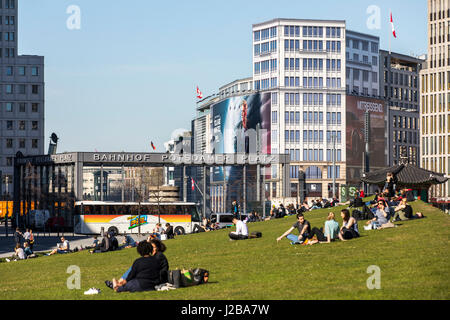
{"left": 210, "top": 93, "right": 271, "bottom": 182}
{"left": 346, "top": 96, "right": 386, "bottom": 184}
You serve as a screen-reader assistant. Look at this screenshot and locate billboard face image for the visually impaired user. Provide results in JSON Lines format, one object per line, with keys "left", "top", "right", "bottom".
{"left": 210, "top": 92, "right": 271, "bottom": 182}
{"left": 346, "top": 96, "right": 386, "bottom": 183}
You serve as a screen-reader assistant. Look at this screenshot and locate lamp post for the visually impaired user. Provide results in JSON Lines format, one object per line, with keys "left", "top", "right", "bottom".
{"left": 5, "top": 175, "right": 9, "bottom": 237}
{"left": 332, "top": 133, "right": 336, "bottom": 199}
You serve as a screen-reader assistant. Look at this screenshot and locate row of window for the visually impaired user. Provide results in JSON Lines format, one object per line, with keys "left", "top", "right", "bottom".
{"left": 346, "top": 38, "right": 378, "bottom": 53}
{"left": 254, "top": 40, "right": 278, "bottom": 55}
{"left": 253, "top": 27, "right": 278, "bottom": 42}
{"left": 347, "top": 68, "right": 378, "bottom": 83}
{"left": 282, "top": 25, "right": 342, "bottom": 38}
{"left": 2, "top": 138, "right": 40, "bottom": 149}
{"left": 288, "top": 149, "right": 343, "bottom": 162}
{"left": 290, "top": 164, "right": 341, "bottom": 179}
{"left": 393, "top": 115, "right": 418, "bottom": 129}
{"left": 284, "top": 76, "right": 342, "bottom": 88}
{"left": 0, "top": 15, "right": 15, "bottom": 25}
{"left": 280, "top": 40, "right": 342, "bottom": 53}
{"left": 3, "top": 119, "right": 40, "bottom": 130}
{"left": 0, "top": 84, "right": 40, "bottom": 94}
{"left": 1, "top": 102, "right": 40, "bottom": 113}
{"left": 393, "top": 130, "right": 418, "bottom": 145}
{"left": 0, "top": 0, "right": 15, "bottom": 9}
{"left": 347, "top": 52, "right": 378, "bottom": 65}
{"left": 3, "top": 65, "right": 39, "bottom": 76}
{"left": 254, "top": 59, "right": 277, "bottom": 73}
{"left": 0, "top": 32, "right": 14, "bottom": 41}
{"left": 283, "top": 93, "right": 342, "bottom": 106}
{"left": 282, "top": 58, "right": 342, "bottom": 72}
{"left": 284, "top": 130, "right": 342, "bottom": 144}
{"left": 0, "top": 47, "right": 15, "bottom": 58}
{"left": 422, "top": 135, "right": 449, "bottom": 157}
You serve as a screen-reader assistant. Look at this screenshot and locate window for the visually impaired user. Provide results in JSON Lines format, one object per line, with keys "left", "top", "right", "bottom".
{"left": 19, "top": 120, "right": 25, "bottom": 130}
{"left": 5, "top": 102, "right": 13, "bottom": 112}
{"left": 6, "top": 66, "right": 13, "bottom": 76}
{"left": 32, "top": 121, "right": 38, "bottom": 130}
{"left": 6, "top": 139, "right": 13, "bottom": 148}
{"left": 19, "top": 84, "right": 26, "bottom": 94}
{"left": 19, "top": 139, "right": 25, "bottom": 149}
{"left": 6, "top": 120, "right": 13, "bottom": 130}
{"left": 272, "top": 111, "right": 278, "bottom": 124}
{"left": 19, "top": 103, "right": 26, "bottom": 112}
{"left": 32, "top": 139, "right": 39, "bottom": 149}
{"left": 6, "top": 84, "right": 13, "bottom": 94}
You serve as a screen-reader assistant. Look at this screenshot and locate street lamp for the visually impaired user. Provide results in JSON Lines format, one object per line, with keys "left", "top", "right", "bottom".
{"left": 332, "top": 133, "right": 336, "bottom": 199}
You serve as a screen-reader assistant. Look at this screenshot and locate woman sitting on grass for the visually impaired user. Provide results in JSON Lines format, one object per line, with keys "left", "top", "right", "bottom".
{"left": 338, "top": 209, "right": 360, "bottom": 241}
{"left": 108, "top": 241, "right": 161, "bottom": 293}
{"left": 308, "top": 212, "right": 340, "bottom": 244}
{"left": 106, "top": 238, "right": 169, "bottom": 290}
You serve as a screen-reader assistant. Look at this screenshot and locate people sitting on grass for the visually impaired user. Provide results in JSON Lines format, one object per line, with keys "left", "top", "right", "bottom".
{"left": 339, "top": 209, "right": 360, "bottom": 240}
{"left": 228, "top": 216, "right": 249, "bottom": 240}
{"left": 276, "top": 213, "right": 312, "bottom": 245}
{"left": 164, "top": 223, "right": 175, "bottom": 239}
{"left": 5, "top": 243, "right": 26, "bottom": 262}
{"left": 393, "top": 198, "right": 424, "bottom": 221}
{"left": 23, "top": 242, "right": 36, "bottom": 258}
{"left": 90, "top": 233, "right": 111, "bottom": 253}
{"left": 308, "top": 212, "right": 340, "bottom": 244}
{"left": 121, "top": 234, "right": 137, "bottom": 249}
{"left": 48, "top": 237, "right": 70, "bottom": 255}
{"left": 107, "top": 241, "right": 162, "bottom": 293}
{"left": 364, "top": 200, "right": 390, "bottom": 230}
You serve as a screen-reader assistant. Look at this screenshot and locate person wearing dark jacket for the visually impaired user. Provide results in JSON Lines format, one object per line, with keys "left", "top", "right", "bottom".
{"left": 164, "top": 223, "right": 174, "bottom": 239}
{"left": 112, "top": 241, "right": 161, "bottom": 293}
{"left": 149, "top": 238, "right": 169, "bottom": 284}
{"left": 90, "top": 234, "right": 111, "bottom": 253}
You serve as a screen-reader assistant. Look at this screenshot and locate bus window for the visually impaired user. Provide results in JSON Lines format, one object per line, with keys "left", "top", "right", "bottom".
{"left": 139, "top": 205, "right": 149, "bottom": 215}
{"left": 94, "top": 205, "right": 103, "bottom": 215}
{"left": 210, "top": 214, "right": 217, "bottom": 224}
{"left": 220, "top": 215, "right": 234, "bottom": 223}
{"left": 84, "top": 205, "right": 94, "bottom": 215}
{"left": 166, "top": 205, "right": 177, "bottom": 215}
{"left": 189, "top": 206, "right": 201, "bottom": 222}
{"left": 117, "top": 205, "right": 129, "bottom": 215}
{"left": 147, "top": 205, "right": 159, "bottom": 215}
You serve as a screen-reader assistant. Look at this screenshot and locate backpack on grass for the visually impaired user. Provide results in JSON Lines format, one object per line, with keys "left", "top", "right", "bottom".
{"left": 168, "top": 268, "right": 209, "bottom": 288}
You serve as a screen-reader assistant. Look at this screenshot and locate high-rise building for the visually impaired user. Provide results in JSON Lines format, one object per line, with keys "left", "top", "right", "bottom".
{"left": 380, "top": 50, "right": 424, "bottom": 166}
{"left": 419, "top": 0, "right": 450, "bottom": 203}
{"left": 0, "top": 0, "right": 45, "bottom": 198}
{"left": 345, "top": 30, "right": 380, "bottom": 97}
{"left": 253, "top": 19, "right": 347, "bottom": 199}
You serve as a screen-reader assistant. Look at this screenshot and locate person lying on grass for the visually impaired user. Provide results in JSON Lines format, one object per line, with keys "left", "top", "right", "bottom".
{"left": 276, "top": 213, "right": 311, "bottom": 244}
{"left": 307, "top": 212, "right": 340, "bottom": 244}
{"left": 106, "top": 238, "right": 169, "bottom": 291}
{"left": 108, "top": 241, "right": 161, "bottom": 293}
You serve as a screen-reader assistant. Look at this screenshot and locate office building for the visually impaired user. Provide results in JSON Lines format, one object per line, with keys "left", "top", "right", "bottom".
{"left": 0, "top": 0, "right": 45, "bottom": 198}
{"left": 380, "top": 50, "right": 424, "bottom": 166}
{"left": 419, "top": 0, "right": 450, "bottom": 204}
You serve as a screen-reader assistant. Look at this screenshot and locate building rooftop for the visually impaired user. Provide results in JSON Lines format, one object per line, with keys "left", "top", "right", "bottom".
{"left": 253, "top": 18, "right": 345, "bottom": 28}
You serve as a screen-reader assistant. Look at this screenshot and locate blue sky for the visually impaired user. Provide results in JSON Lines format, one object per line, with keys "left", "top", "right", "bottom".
{"left": 18, "top": 0, "right": 427, "bottom": 153}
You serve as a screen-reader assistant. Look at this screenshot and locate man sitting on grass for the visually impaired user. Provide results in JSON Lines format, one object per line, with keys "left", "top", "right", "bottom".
{"left": 393, "top": 198, "right": 424, "bottom": 221}
{"left": 276, "top": 213, "right": 311, "bottom": 245}
{"left": 229, "top": 217, "right": 249, "bottom": 240}
{"left": 48, "top": 237, "right": 70, "bottom": 255}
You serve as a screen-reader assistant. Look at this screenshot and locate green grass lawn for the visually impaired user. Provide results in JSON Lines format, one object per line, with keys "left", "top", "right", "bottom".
{"left": 0, "top": 200, "right": 449, "bottom": 300}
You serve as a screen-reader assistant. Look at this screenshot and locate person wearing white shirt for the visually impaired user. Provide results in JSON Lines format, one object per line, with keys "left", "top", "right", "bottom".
{"left": 229, "top": 217, "right": 249, "bottom": 240}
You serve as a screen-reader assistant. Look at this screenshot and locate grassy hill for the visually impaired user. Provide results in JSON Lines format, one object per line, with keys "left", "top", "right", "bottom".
{"left": 0, "top": 200, "right": 449, "bottom": 300}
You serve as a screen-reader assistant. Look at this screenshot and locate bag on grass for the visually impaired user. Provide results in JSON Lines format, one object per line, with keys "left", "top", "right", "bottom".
{"left": 168, "top": 268, "right": 209, "bottom": 288}
{"left": 250, "top": 231, "right": 262, "bottom": 238}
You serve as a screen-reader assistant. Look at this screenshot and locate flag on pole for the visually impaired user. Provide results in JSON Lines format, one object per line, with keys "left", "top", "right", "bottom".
{"left": 196, "top": 86, "right": 203, "bottom": 99}
{"left": 151, "top": 141, "right": 156, "bottom": 150}
{"left": 191, "top": 178, "right": 195, "bottom": 191}
{"left": 390, "top": 12, "right": 397, "bottom": 38}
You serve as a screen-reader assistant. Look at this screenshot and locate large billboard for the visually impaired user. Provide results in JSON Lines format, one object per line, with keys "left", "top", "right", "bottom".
{"left": 210, "top": 92, "right": 271, "bottom": 182}
{"left": 346, "top": 96, "right": 386, "bottom": 184}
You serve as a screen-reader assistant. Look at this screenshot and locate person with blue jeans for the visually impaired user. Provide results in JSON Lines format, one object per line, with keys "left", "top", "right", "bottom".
{"left": 276, "top": 213, "right": 311, "bottom": 244}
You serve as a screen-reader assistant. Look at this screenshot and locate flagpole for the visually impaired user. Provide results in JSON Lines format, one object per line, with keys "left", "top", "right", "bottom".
{"left": 389, "top": 9, "right": 391, "bottom": 54}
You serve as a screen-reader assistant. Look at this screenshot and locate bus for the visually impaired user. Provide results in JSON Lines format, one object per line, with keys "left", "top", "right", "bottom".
{"left": 73, "top": 201, "right": 201, "bottom": 236}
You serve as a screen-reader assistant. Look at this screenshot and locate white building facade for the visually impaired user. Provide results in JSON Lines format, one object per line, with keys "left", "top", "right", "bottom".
{"left": 252, "top": 19, "right": 347, "bottom": 199}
